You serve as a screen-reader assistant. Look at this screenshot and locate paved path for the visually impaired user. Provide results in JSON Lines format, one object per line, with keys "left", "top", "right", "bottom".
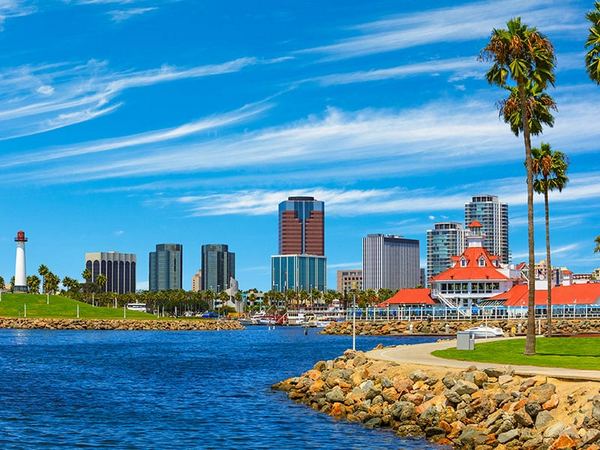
{"left": 366, "top": 338, "right": 600, "bottom": 382}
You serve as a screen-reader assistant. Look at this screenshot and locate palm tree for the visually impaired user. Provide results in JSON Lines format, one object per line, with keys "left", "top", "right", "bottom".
{"left": 27, "top": 275, "right": 41, "bottom": 294}
{"left": 531, "top": 143, "right": 569, "bottom": 337}
{"left": 38, "top": 265, "right": 49, "bottom": 293}
{"left": 481, "top": 17, "right": 556, "bottom": 356}
{"left": 595, "top": 235, "right": 600, "bottom": 253}
{"left": 586, "top": 1, "right": 600, "bottom": 83}
{"left": 96, "top": 274, "right": 107, "bottom": 292}
{"left": 0, "top": 276, "right": 5, "bottom": 291}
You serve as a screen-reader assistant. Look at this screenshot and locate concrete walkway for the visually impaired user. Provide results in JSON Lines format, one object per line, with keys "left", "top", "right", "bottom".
{"left": 366, "top": 338, "right": 600, "bottom": 382}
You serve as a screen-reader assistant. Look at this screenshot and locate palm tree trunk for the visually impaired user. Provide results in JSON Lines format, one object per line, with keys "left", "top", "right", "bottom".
{"left": 544, "top": 188, "right": 553, "bottom": 337}
{"left": 520, "top": 83, "right": 537, "bottom": 356}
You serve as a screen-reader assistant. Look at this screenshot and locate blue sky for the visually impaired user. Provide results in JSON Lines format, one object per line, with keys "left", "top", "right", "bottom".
{"left": 0, "top": 0, "right": 599, "bottom": 290}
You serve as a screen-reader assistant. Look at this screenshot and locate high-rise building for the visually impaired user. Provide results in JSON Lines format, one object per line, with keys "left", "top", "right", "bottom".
{"left": 201, "top": 244, "right": 235, "bottom": 292}
{"left": 272, "top": 196, "right": 327, "bottom": 292}
{"left": 279, "top": 196, "right": 324, "bottom": 256}
{"left": 465, "top": 195, "right": 509, "bottom": 264}
{"left": 271, "top": 255, "right": 326, "bottom": 292}
{"left": 362, "top": 234, "right": 420, "bottom": 290}
{"left": 85, "top": 251, "right": 136, "bottom": 294}
{"left": 336, "top": 269, "right": 363, "bottom": 293}
{"left": 426, "top": 222, "right": 467, "bottom": 285}
{"left": 149, "top": 244, "right": 183, "bottom": 291}
{"left": 191, "top": 270, "right": 202, "bottom": 292}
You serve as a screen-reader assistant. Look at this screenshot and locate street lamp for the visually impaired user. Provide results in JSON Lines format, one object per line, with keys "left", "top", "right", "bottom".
{"left": 351, "top": 281, "right": 358, "bottom": 351}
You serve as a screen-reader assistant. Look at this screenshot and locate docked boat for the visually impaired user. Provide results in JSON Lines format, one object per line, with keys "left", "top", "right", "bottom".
{"left": 465, "top": 325, "right": 504, "bottom": 338}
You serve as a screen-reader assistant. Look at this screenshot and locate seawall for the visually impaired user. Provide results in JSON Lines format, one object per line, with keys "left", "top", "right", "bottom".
{"left": 0, "top": 317, "right": 244, "bottom": 331}
{"left": 323, "top": 319, "right": 600, "bottom": 336}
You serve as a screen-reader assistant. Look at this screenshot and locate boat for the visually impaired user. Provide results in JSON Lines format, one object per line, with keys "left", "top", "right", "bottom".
{"left": 465, "top": 325, "right": 504, "bottom": 338}
{"left": 239, "top": 311, "right": 277, "bottom": 326}
{"left": 314, "top": 320, "right": 332, "bottom": 328}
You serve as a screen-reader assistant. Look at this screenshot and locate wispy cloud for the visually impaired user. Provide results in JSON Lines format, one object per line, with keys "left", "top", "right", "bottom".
{"left": 299, "top": 0, "right": 584, "bottom": 60}
{"left": 0, "top": 0, "right": 36, "bottom": 29}
{"left": 0, "top": 102, "right": 270, "bottom": 168}
{"left": 0, "top": 57, "right": 259, "bottom": 139}
{"left": 107, "top": 6, "right": 157, "bottom": 22}
{"left": 328, "top": 262, "right": 362, "bottom": 269}
{"left": 511, "top": 243, "right": 582, "bottom": 260}
{"left": 13, "top": 84, "right": 600, "bottom": 185}
{"left": 153, "top": 171, "right": 600, "bottom": 218}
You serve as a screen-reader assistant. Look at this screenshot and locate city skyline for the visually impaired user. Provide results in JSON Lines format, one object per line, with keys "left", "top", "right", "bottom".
{"left": 0, "top": 0, "right": 598, "bottom": 290}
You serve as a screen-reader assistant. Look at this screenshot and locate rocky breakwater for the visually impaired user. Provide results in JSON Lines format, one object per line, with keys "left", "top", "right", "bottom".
{"left": 273, "top": 349, "right": 600, "bottom": 449}
{"left": 0, "top": 317, "right": 243, "bottom": 331}
{"left": 323, "top": 319, "right": 600, "bottom": 336}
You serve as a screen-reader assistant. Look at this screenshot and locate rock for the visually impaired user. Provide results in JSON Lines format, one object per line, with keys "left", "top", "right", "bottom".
{"left": 381, "top": 387, "right": 399, "bottom": 403}
{"left": 484, "top": 368, "right": 507, "bottom": 378}
{"left": 529, "top": 384, "right": 556, "bottom": 405}
{"left": 380, "top": 377, "right": 393, "bottom": 389}
{"left": 514, "top": 410, "right": 534, "bottom": 427}
{"left": 358, "top": 380, "right": 374, "bottom": 393}
{"left": 543, "top": 422, "right": 566, "bottom": 439}
{"left": 409, "top": 369, "right": 429, "bottom": 382}
{"left": 535, "top": 410, "right": 554, "bottom": 431}
{"left": 390, "top": 401, "right": 416, "bottom": 421}
{"left": 498, "top": 429, "right": 520, "bottom": 443}
{"left": 549, "top": 434, "right": 577, "bottom": 450}
{"left": 396, "top": 424, "right": 424, "bottom": 437}
{"left": 543, "top": 394, "right": 559, "bottom": 411}
{"left": 309, "top": 379, "right": 325, "bottom": 393}
{"left": 364, "top": 417, "right": 382, "bottom": 428}
{"left": 330, "top": 402, "right": 345, "bottom": 416}
{"left": 522, "top": 435, "right": 543, "bottom": 449}
{"left": 584, "top": 429, "right": 600, "bottom": 445}
{"left": 456, "top": 425, "right": 488, "bottom": 448}
{"left": 393, "top": 378, "right": 413, "bottom": 394}
{"left": 454, "top": 379, "right": 479, "bottom": 396}
{"left": 592, "top": 395, "right": 600, "bottom": 421}
{"left": 325, "top": 386, "right": 346, "bottom": 403}
{"left": 520, "top": 377, "right": 537, "bottom": 391}
{"left": 444, "top": 388, "right": 463, "bottom": 404}
{"left": 442, "top": 374, "right": 457, "bottom": 389}
{"left": 525, "top": 402, "right": 542, "bottom": 419}
{"left": 498, "top": 375, "right": 513, "bottom": 385}
{"left": 418, "top": 406, "right": 440, "bottom": 428}
{"left": 425, "top": 426, "right": 446, "bottom": 438}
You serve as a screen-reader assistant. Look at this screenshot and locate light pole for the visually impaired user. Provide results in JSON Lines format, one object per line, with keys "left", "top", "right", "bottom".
{"left": 351, "top": 281, "right": 357, "bottom": 351}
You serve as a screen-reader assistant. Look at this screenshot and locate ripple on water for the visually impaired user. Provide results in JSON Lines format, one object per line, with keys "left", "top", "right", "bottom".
{"left": 0, "top": 327, "right": 442, "bottom": 449}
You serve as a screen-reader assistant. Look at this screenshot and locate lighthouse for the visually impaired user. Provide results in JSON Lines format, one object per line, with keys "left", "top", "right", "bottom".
{"left": 14, "top": 230, "right": 28, "bottom": 293}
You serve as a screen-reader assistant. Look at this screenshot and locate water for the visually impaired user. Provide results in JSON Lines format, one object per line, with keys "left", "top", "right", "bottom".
{"left": 0, "top": 327, "right": 442, "bottom": 449}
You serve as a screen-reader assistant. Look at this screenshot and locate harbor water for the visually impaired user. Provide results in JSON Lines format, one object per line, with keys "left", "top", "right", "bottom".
{"left": 0, "top": 326, "right": 441, "bottom": 449}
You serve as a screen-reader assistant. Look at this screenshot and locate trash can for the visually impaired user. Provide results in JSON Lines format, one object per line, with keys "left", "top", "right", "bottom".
{"left": 456, "top": 331, "right": 475, "bottom": 350}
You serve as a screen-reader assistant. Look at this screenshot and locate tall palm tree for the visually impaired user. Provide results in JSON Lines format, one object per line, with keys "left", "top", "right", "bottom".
{"left": 595, "top": 235, "right": 600, "bottom": 253}
{"left": 482, "top": 17, "right": 556, "bottom": 355}
{"left": 531, "top": 143, "right": 569, "bottom": 337}
{"left": 586, "top": 1, "right": 600, "bottom": 83}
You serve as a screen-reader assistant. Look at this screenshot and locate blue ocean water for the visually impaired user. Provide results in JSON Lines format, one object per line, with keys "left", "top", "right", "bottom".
{"left": 0, "top": 327, "right": 442, "bottom": 449}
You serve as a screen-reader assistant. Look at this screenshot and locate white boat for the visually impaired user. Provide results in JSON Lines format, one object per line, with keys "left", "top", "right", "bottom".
{"left": 314, "top": 320, "right": 332, "bottom": 328}
{"left": 465, "top": 325, "right": 504, "bottom": 338}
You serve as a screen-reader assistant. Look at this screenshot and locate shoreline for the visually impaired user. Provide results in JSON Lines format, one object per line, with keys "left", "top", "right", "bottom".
{"left": 0, "top": 317, "right": 244, "bottom": 331}
{"left": 323, "top": 319, "right": 600, "bottom": 336}
{"left": 273, "top": 347, "right": 600, "bottom": 449}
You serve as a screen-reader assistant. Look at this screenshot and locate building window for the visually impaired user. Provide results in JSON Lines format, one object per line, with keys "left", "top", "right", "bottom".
{"left": 478, "top": 257, "right": 486, "bottom": 267}
{"left": 460, "top": 258, "right": 467, "bottom": 267}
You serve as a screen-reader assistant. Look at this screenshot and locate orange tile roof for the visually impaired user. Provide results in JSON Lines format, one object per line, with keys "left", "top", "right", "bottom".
{"left": 377, "top": 288, "right": 435, "bottom": 306}
{"left": 468, "top": 220, "right": 482, "bottom": 228}
{"left": 492, "top": 283, "right": 600, "bottom": 306}
{"left": 431, "top": 247, "right": 508, "bottom": 282}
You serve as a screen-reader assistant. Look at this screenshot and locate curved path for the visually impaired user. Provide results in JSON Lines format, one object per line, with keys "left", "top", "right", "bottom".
{"left": 366, "top": 338, "right": 600, "bottom": 382}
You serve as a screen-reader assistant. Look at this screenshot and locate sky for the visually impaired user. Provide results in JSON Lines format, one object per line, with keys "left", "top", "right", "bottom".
{"left": 0, "top": 0, "right": 599, "bottom": 291}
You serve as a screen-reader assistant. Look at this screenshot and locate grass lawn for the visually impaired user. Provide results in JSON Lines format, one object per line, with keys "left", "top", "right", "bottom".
{"left": 0, "top": 293, "right": 155, "bottom": 320}
{"left": 432, "top": 337, "right": 600, "bottom": 371}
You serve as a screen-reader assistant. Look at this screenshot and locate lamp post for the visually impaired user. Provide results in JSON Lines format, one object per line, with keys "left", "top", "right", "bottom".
{"left": 351, "top": 281, "right": 357, "bottom": 351}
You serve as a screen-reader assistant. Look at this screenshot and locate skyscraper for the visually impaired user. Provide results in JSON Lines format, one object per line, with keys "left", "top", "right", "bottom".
{"left": 464, "top": 195, "right": 509, "bottom": 264}
{"left": 426, "top": 222, "right": 467, "bottom": 285}
{"left": 279, "top": 196, "right": 324, "bottom": 255}
{"left": 201, "top": 244, "right": 235, "bottom": 292}
{"left": 85, "top": 251, "right": 136, "bottom": 294}
{"left": 272, "top": 196, "right": 327, "bottom": 292}
{"left": 191, "top": 270, "right": 202, "bottom": 292}
{"left": 362, "top": 234, "right": 420, "bottom": 290}
{"left": 149, "top": 244, "right": 183, "bottom": 292}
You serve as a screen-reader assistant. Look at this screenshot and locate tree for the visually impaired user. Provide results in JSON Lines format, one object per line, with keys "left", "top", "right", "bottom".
{"left": 96, "top": 274, "right": 107, "bottom": 292}
{"left": 531, "top": 143, "right": 568, "bottom": 337}
{"left": 595, "top": 235, "right": 600, "bottom": 253}
{"left": 9, "top": 276, "right": 15, "bottom": 293}
{"left": 0, "top": 276, "right": 5, "bottom": 291}
{"left": 62, "top": 276, "right": 80, "bottom": 294}
{"left": 27, "top": 275, "right": 41, "bottom": 294}
{"left": 481, "top": 17, "right": 556, "bottom": 355}
{"left": 586, "top": 1, "right": 600, "bottom": 84}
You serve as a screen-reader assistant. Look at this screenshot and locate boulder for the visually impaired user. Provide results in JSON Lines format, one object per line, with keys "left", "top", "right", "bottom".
{"left": 514, "top": 410, "right": 534, "bottom": 428}
{"left": 456, "top": 425, "right": 488, "bottom": 448}
{"left": 529, "top": 384, "right": 556, "bottom": 405}
{"left": 535, "top": 410, "right": 554, "bottom": 431}
{"left": 498, "top": 374, "right": 513, "bottom": 385}
{"left": 525, "top": 402, "right": 542, "bottom": 419}
{"left": 498, "top": 428, "right": 520, "bottom": 444}
{"left": 409, "top": 369, "right": 429, "bottom": 382}
{"left": 543, "top": 394, "right": 559, "bottom": 411}
{"left": 325, "top": 386, "right": 346, "bottom": 403}
{"left": 548, "top": 434, "right": 577, "bottom": 450}
{"left": 454, "top": 379, "right": 479, "bottom": 396}
{"left": 391, "top": 401, "right": 416, "bottom": 421}
{"left": 483, "top": 367, "right": 507, "bottom": 378}
{"left": 543, "top": 422, "right": 566, "bottom": 439}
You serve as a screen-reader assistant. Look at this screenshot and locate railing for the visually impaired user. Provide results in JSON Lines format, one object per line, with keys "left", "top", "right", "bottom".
{"left": 342, "top": 304, "right": 600, "bottom": 322}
